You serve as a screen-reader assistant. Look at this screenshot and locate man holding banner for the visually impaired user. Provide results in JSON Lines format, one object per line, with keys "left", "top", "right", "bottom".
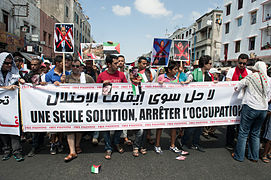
{"left": 63, "top": 59, "right": 95, "bottom": 162}
{"left": 0, "top": 52, "right": 24, "bottom": 162}
{"left": 97, "top": 54, "right": 127, "bottom": 160}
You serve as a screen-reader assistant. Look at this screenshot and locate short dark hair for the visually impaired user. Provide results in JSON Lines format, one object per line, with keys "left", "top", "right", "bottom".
{"left": 72, "top": 59, "right": 82, "bottom": 65}
{"left": 138, "top": 56, "right": 147, "bottom": 63}
{"left": 165, "top": 61, "right": 178, "bottom": 73}
{"left": 105, "top": 54, "right": 118, "bottom": 64}
{"left": 54, "top": 55, "right": 63, "bottom": 64}
{"left": 118, "top": 55, "right": 125, "bottom": 59}
{"left": 31, "top": 58, "right": 41, "bottom": 65}
{"left": 199, "top": 55, "right": 212, "bottom": 68}
{"left": 238, "top": 53, "right": 249, "bottom": 61}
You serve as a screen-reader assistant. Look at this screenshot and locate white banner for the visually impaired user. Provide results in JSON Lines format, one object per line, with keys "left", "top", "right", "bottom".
{"left": 0, "top": 88, "right": 20, "bottom": 136}
{"left": 20, "top": 82, "right": 242, "bottom": 132}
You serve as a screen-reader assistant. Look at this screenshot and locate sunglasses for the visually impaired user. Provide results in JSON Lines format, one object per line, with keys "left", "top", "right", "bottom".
{"left": 3, "top": 62, "right": 12, "bottom": 65}
{"left": 72, "top": 65, "right": 80, "bottom": 68}
{"left": 238, "top": 62, "right": 246, "bottom": 65}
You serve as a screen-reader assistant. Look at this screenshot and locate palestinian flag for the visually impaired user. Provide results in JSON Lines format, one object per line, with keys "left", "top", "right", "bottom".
{"left": 91, "top": 164, "right": 101, "bottom": 174}
{"left": 132, "top": 82, "right": 142, "bottom": 96}
{"left": 103, "top": 42, "right": 120, "bottom": 55}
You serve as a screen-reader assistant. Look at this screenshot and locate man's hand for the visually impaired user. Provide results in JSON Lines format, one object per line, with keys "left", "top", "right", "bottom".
{"left": 39, "top": 82, "right": 48, "bottom": 86}
{"left": 60, "top": 75, "right": 66, "bottom": 83}
{"left": 54, "top": 81, "right": 61, "bottom": 86}
{"left": 19, "top": 78, "right": 25, "bottom": 84}
{"left": 5, "top": 85, "right": 18, "bottom": 90}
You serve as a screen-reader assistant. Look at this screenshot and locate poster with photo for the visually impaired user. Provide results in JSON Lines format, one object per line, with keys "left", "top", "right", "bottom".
{"left": 81, "top": 43, "right": 104, "bottom": 60}
{"left": 54, "top": 23, "right": 74, "bottom": 53}
{"left": 173, "top": 40, "right": 189, "bottom": 61}
{"left": 151, "top": 38, "right": 172, "bottom": 67}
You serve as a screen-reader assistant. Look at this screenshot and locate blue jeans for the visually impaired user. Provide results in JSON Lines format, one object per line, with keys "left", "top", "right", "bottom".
{"left": 103, "top": 130, "right": 122, "bottom": 151}
{"left": 234, "top": 104, "right": 267, "bottom": 161}
{"left": 181, "top": 127, "right": 203, "bottom": 146}
{"left": 92, "top": 131, "right": 99, "bottom": 139}
{"left": 133, "top": 129, "right": 147, "bottom": 149}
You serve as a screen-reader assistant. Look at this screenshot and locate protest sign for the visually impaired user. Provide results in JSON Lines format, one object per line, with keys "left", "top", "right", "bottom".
{"left": 0, "top": 88, "right": 20, "bottom": 136}
{"left": 151, "top": 38, "right": 172, "bottom": 67}
{"left": 81, "top": 43, "right": 104, "bottom": 60}
{"left": 20, "top": 82, "right": 241, "bottom": 132}
{"left": 173, "top": 40, "right": 189, "bottom": 61}
{"left": 54, "top": 23, "right": 74, "bottom": 53}
{"left": 103, "top": 42, "right": 120, "bottom": 55}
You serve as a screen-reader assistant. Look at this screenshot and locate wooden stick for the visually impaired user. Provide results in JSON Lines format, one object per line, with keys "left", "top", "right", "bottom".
{"left": 63, "top": 53, "right": 65, "bottom": 73}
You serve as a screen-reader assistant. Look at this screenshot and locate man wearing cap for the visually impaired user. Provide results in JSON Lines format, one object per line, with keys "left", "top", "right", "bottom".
{"left": 225, "top": 53, "right": 252, "bottom": 150}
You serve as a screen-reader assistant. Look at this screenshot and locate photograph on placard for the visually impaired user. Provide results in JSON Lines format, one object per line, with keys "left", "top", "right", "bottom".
{"left": 151, "top": 38, "right": 172, "bottom": 67}
{"left": 81, "top": 43, "right": 104, "bottom": 60}
{"left": 54, "top": 23, "right": 74, "bottom": 53}
{"left": 173, "top": 40, "right": 189, "bottom": 61}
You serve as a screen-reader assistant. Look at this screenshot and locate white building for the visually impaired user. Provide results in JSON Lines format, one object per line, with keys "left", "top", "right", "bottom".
{"left": 168, "top": 9, "right": 223, "bottom": 66}
{"left": 221, "top": 0, "right": 271, "bottom": 62}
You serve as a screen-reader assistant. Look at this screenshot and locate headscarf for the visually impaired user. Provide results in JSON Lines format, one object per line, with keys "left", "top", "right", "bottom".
{"left": 246, "top": 61, "right": 268, "bottom": 98}
{"left": 0, "top": 52, "right": 20, "bottom": 86}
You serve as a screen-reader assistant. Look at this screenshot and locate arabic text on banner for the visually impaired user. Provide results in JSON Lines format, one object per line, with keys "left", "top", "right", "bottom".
{"left": 20, "top": 82, "right": 242, "bottom": 132}
{"left": 0, "top": 88, "right": 20, "bottom": 136}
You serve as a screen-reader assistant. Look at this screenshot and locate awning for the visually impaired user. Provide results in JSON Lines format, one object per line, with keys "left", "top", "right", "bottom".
{"left": 19, "top": 52, "right": 40, "bottom": 62}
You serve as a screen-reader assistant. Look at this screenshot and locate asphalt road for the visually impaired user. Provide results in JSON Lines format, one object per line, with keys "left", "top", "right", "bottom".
{"left": 1, "top": 127, "right": 271, "bottom": 180}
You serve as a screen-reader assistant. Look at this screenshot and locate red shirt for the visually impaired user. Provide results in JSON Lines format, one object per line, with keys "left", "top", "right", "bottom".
{"left": 96, "top": 70, "right": 128, "bottom": 83}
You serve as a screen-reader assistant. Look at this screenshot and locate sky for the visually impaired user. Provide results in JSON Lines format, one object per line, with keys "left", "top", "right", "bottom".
{"left": 79, "top": 0, "right": 223, "bottom": 63}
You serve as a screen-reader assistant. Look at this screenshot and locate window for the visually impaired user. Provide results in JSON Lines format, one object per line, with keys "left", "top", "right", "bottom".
{"left": 186, "top": 31, "right": 188, "bottom": 37}
{"left": 251, "top": 11, "right": 257, "bottom": 25}
{"left": 182, "top": 34, "right": 184, "bottom": 39}
{"left": 196, "top": 52, "right": 200, "bottom": 59}
{"left": 251, "top": 0, "right": 256, "bottom": 2}
{"left": 189, "top": 29, "right": 192, "bottom": 35}
{"left": 48, "top": 34, "right": 51, "bottom": 47}
{"left": 235, "top": 40, "right": 241, "bottom": 53}
{"left": 226, "top": 4, "right": 231, "bottom": 16}
{"left": 76, "top": 30, "right": 78, "bottom": 40}
{"left": 224, "top": 44, "right": 228, "bottom": 60}
{"left": 74, "top": 12, "right": 79, "bottom": 24}
{"left": 249, "top": 37, "right": 255, "bottom": 50}
{"left": 238, "top": 0, "right": 243, "bottom": 10}
{"left": 201, "top": 50, "right": 205, "bottom": 56}
{"left": 198, "top": 20, "right": 202, "bottom": 30}
{"left": 43, "top": 31, "right": 47, "bottom": 44}
{"left": 80, "top": 19, "right": 82, "bottom": 28}
{"left": 3, "top": 11, "right": 8, "bottom": 32}
{"left": 66, "top": 6, "right": 69, "bottom": 17}
{"left": 225, "top": 22, "right": 230, "bottom": 34}
{"left": 237, "top": 17, "right": 242, "bottom": 27}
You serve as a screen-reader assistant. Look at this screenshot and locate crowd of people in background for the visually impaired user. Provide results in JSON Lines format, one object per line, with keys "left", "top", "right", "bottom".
{"left": 1, "top": 51, "right": 271, "bottom": 164}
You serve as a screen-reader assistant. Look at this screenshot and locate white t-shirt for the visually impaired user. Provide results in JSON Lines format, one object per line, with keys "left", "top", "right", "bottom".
{"left": 226, "top": 67, "right": 252, "bottom": 80}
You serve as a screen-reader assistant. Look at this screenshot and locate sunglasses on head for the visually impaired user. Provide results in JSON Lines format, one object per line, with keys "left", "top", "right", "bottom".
{"left": 239, "top": 62, "right": 246, "bottom": 65}
{"left": 72, "top": 65, "right": 80, "bottom": 68}
{"left": 3, "top": 62, "right": 12, "bottom": 65}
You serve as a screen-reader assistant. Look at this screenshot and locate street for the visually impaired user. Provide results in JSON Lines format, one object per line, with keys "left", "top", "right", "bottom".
{"left": 1, "top": 126, "right": 271, "bottom": 180}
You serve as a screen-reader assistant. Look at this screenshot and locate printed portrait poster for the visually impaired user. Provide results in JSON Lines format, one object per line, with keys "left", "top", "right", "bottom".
{"left": 81, "top": 43, "right": 104, "bottom": 60}
{"left": 103, "top": 42, "right": 120, "bottom": 55}
{"left": 54, "top": 23, "right": 74, "bottom": 53}
{"left": 151, "top": 38, "right": 172, "bottom": 67}
{"left": 173, "top": 40, "right": 189, "bottom": 61}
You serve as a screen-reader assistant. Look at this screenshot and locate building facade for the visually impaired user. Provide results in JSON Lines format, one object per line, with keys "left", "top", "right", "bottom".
{"left": 37, "top": 0, "right": 92, "bottom": 55}
{"left": 168, "top": 9, "right": 223, "bottom": 66}
{"left": 0, "top": 0, "right": 40, "bottom": 54}
{"left": 221, "top": 0, "right": 271, "bottom": 62}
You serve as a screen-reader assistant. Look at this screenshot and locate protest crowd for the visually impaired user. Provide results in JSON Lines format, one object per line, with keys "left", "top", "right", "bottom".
{"left": 1, "top": 50, "right": 271, "bottom": 165}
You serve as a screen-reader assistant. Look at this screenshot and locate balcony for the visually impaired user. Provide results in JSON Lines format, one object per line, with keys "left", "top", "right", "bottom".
{"left": 195, "top": 39, "right": 212, "bottom": 48}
